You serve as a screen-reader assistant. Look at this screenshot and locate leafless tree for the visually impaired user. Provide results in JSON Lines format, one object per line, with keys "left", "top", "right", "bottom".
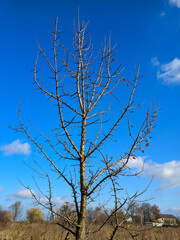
{"left": 105, "top": 173, "right": 152, "bottom": 240}
{"left": 6, "top": 16, "right": 159, "bottom": 240}
{"left": 9, "top": 201, "right": 23, "bottom": 221}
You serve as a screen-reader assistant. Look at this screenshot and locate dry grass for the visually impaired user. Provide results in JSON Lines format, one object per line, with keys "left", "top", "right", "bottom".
{"left": 0, "top": 222, "right": 180, "bottom": 240}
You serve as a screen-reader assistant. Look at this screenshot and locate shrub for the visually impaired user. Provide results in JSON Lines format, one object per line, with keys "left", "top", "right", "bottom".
{"left": 0, "top": 208, "right": 12, "bottom": 229}
{"left": 26, "top": 207, "right": 43, "bottom": 223}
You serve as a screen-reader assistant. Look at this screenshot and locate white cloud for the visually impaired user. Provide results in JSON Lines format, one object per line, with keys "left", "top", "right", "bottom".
{"left": 165, "top": 207, "right": 180, "bottom": 217}
{"left": 157, "top": 58, "right": 180, "bottom": 84}
{"left": 53, "top": 197, "right": 66, "bottom": 206}
{"left": 15, "top": 188, "right": 34, "bottom": 199}
{"left": 0, "top": 139, "right": 31, "bottom": 156}
{"left": 168, "top": 0, "right": 180, "bottom": 8}
{"left": 151, "top": 57, "right": 160, "bottom": 66}
{"left": 7, "top": 187, "right": 69, "bottom": 206}
{"left": 7, "top": 187, "right": 35, "bottom": 201}
{"left": 127, "top": 157, "right": 180, "bottom": 191}
{"left": 41, "top": 196, "right": 67, "bottom": 206}
{"left": 0, "top": 187, "right": 3, "bottom": 191}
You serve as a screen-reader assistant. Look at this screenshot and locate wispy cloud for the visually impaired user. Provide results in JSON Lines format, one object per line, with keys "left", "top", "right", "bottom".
{"left": 151, "top": 57, "right": 160, "bottom": 66}
{"left": 127, "top": 157, "right": 180, "bottom": 191}
{"left": 0, "top": 139, "right": 31, "bottom": 156}
{"left": 0, "top": 187, "right": 3, "bottom": 191}
{"left": 53, "top": 197, "right": 66, "bottom": 205}
{"left": 7, "top": 187, "right": 69, "bottom": 206}
{"left": 41, "top": 196, "right": 66, "bottom": 206}
{"left": 7, "top": 187, "right": 35, "bottom": 201}
{"left": 157, "top": 58, "right": 180, "bottom": 84}
{"left": 168, "top": 0, "right": 180, "bottom": 8}
{"left": 165, "top": 207, "right": 180, "bottom": 217}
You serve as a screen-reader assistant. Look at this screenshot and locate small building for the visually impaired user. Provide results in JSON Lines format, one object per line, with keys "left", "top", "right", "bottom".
{"left": 157, "top": 214, "right": 177, "bottom": 226}
{"left": 144, "top": 214, "right": 177, "bottom": 227}
{"left": 144, "top": 222, "right": 164, "bottom": 227}
{"left": 152, "top": 222, "right": 163, "bottom": 227}
{"left": 125, "top": 217, "right": 133, "bottom": 223}
{"left": 144, "top": 222, "right": 153, "bottom": 226}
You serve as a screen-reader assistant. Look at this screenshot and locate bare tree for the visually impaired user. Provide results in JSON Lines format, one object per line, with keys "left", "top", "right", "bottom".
{"left": 9, "top": 201, "right": 23, "bottom": 221}
{"left": 7, "top": 16, "right": 159, "bottom": 240}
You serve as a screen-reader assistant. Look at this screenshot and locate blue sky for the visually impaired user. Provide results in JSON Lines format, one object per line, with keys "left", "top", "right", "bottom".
{"left": 0, "top": 0, "right": 180, "bottom": 217}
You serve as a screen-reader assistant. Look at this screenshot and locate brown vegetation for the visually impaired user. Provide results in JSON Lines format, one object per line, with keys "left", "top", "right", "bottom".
{"left": 0, "top": 222, "right": 179, "bottom": 240}
{"left": 0, "top": 208, "right": 12, "bottom": 230}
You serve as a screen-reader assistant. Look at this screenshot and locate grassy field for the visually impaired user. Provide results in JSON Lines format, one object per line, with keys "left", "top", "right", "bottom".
{"left": 0, "top": 222, "right": 180, "bottom": 240}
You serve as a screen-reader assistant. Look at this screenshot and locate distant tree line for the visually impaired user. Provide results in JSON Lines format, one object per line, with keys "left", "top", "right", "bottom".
{"left": 129, "top": 202, "right": 160, "bottom": 224}
{"left": 0, "top": 201, "right": 179, "bottom": 230}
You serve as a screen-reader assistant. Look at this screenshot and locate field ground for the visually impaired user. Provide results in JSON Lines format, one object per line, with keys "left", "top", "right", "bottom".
{"left": 0, "top": 222, "right": 180, "bottom": 240}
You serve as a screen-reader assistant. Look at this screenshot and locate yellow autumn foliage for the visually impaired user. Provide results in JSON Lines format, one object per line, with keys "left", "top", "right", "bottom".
{"left": 26, "top": 208, "right": 42, "bottom": 222}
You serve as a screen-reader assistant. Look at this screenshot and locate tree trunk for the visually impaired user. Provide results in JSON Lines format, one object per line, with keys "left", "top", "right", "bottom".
{"left": 76, "top": 115, "right": 87, "bottom": 240}
{"left": 76, "top": 192, "right": 87, "bottom": 239}
{"left": 76, "top": 158, "right": 87, "bottom": 240}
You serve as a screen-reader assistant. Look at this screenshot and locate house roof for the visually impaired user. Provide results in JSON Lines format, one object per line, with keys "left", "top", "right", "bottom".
{"left": 159, "top": 214, "right": 176, "bottom": 219}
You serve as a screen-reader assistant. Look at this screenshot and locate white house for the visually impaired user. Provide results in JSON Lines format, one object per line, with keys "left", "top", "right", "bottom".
{"left": 157, "top": 214, "right": 177, "bottom": 226}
